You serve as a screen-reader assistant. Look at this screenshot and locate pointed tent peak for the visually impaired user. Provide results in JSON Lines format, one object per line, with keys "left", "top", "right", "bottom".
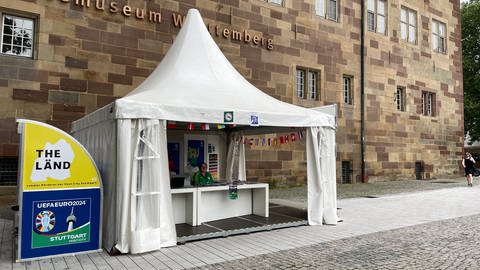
{"left": 123, "top": 8, "right": 243, "bottom": 98}
{"left": 114, "top": 8, "right": 335, "bottom": 128}
{"left": 185, "top": 8, "right": 202, "bottom": 23}
{"left": 172, "top": 8, "right": 211, "bottom": 49}
{"left": 187, "top": 8, "right": 199, "bottom": 15}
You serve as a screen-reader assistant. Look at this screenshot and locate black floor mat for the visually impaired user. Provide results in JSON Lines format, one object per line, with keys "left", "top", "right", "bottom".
{"left": 176, "top": 223, "right": 222, "bottom": 237}
{"left": 240, "top": 213, "right": 303, "bottom": 225}
{"left": 205, "top": 217, "right": 264, "bottom": 230}
{"left": 175, "top": 204, "right": 308, "bottom": 242}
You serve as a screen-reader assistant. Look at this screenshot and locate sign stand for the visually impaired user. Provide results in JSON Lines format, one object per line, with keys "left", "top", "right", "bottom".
{"left": 16, "top": 120, "right": 102, "bottom": 261}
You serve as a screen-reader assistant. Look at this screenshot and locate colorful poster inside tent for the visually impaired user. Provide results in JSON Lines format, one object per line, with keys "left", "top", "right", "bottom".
{"left": 167, "top": 142, "right": 180, "bottom": 174}
{"left": 187, "top": 139, "right": 204, "bottom": 167}
{"left": 16, "top": 120, "right": 102, "bottom": 261}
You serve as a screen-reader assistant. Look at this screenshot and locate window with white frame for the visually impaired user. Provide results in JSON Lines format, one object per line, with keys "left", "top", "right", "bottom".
{"left": 343, "top": 75, "right": 353, "bottom": 105}
{"left": 432, "top": 19, "right": 446, "bottom": 53}
{"left": 367, "top": 0, "right": 387, "bottom": 35}
{"left": 267, "top": 0, "right": 283, "bottom": 5}
{"left": 400, "top": 6, "right": 416, "bottom": 44}
{"left": 296, "top": 69, "right": 305, "bottom": 99}
{"left": 296, "top": 68, "right": 320, "bottom": 100}
{"left": 316, "top": 0, "right": 338, "bottom": 21}
{"left": 1, "top": 13, "right": 34, "bottom": 58}
{"left": 421, "top": 91, "right": 435, "bottom": 116}
{"left": 396, "top": 87, "right": 405, "bottom": 111}
{"left": 308, "top": 70, "right": 318, "bottom": 100}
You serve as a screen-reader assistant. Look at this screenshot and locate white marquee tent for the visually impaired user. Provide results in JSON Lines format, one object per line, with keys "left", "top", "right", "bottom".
{"left": 72, "top": 9, "right": 338, "bottom": 254}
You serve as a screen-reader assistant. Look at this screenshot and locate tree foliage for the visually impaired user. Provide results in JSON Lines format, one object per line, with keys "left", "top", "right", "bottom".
{"left": 462, "top": 0, "right": 480, "bottom": 143}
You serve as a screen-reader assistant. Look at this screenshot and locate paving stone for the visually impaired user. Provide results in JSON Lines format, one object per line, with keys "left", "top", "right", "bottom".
{"left": 193, "top": 215, "right": 480, "bottom": 269}
{"left": 4, "top": 180, "right": 480, "bottom": 269}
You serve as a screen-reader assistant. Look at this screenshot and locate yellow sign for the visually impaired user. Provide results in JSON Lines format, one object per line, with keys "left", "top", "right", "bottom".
{"left": 19, "top": 120, "right": 100, "bottom": 191}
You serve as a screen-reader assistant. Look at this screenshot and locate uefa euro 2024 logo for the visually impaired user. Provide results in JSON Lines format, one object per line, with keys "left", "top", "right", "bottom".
{"left": 35, "top": 210, "right": 55, "bottom": 233}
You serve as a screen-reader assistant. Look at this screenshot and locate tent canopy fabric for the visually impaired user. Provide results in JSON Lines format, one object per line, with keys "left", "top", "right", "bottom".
{"left": 113, "top": 9, "right": 335, "bottom": 128}
{"left": 71, "top": 8, "right": 338, "bottom": 255}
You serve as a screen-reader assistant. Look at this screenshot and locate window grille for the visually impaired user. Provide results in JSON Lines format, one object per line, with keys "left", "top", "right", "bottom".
{"left": 400, "top": 7, "right": 416, "bottom": 44}
{"left": 1, "top": 14, "right": 34, "bottom": 57}
{"left": 342, "top": 161, "right": 352, "bottom": 184}
{"left": 308, "top": 71, "right": 318, "bottom": 100}
{"left": 432, "top": 20, "right": 446, "bottom": 53}
{"left": 421, "top": 91, "right": 435, "bottom": 116}
{"left": 396, "top": 87, "right": 405, "bottom": 111}
{"left": 367, "top": 0, "right": 386, "bottom": 34}
{"left": 343, "top": 76, "right": 353, "bottom": 105}
{"left": 296, "top": 69, "right": 305, "bottom": 99}
{"left": 296, "top": 68, "right": 320, "bottom": 100}
{"left": 316, "top": 0, "right": 338, "bottom": 21}
{"left": 0, "top": 158, "right": 18, "bottom": 185}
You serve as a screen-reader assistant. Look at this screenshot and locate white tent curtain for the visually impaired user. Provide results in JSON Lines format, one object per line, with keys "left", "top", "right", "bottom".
{"left": 116, "top": 119, "right": 177, "bottom": 253}
{"left": 238, "top": 139, "right": 246, "bottom": 181}
{"left": 320, "top": 127, "right": 338, "bottom": 224}
{"left": 115, "top": 119, "right": 132, "bottom": 252}
{"left": 225, "top": 133, "right": 246, "bottom": 181}
{"left": 72, "top": 119, "right": 116, "bottom": 251}
{"left": 306, "top": 126, "right": 338, "bottom": 225}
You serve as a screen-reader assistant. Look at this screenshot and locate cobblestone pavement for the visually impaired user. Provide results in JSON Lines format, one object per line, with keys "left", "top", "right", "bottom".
{"left": 193, "top": 214, "right": 480, "bottom": 270}
{"left": 270, "top": 177, "right": 468, "bottom": 203}
{"left": 2, "top": 178, "right": 479, "bottom": 269}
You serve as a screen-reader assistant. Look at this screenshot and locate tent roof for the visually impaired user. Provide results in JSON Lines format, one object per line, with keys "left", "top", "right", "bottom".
{"left": 72, "top": 9, "right": 335, "bottom": 132}
{"left": 113, "top": 9, "right": 334, "bottom": 128}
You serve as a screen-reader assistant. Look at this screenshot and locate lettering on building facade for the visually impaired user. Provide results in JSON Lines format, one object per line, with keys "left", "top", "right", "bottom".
{"left": 57, "top": 0, "right": 162, "bottom": 22}
{"left": 53, "top": 0, "right": 274, "bottom": 50}
{"left": 172, "top": 13, "right": 274, "bottom": 50}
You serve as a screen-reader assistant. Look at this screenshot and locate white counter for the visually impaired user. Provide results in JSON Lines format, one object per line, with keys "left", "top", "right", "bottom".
{"left": 197, "top": 183, "right": 269, "bottom": 224}
{"left": 171, "top": 187, "right": 197, "bottom": 226}
{"left": 171, "top": 183, "right": 269, "bottom": 226}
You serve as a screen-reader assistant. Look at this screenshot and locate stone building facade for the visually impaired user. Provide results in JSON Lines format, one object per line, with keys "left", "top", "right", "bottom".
{"left": 0, "top": 0, "right": 463, "bottom": 185}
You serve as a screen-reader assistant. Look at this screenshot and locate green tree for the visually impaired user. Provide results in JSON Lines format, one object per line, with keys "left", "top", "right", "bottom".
{"left": 462, "top": 0, "right": 480, "bottom": 143}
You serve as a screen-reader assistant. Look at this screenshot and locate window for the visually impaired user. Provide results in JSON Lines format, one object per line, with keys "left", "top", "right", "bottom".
{"left": 296, "top": 69, "right": 305, "bottom": 99}
{"left": 267, "top": 0, "right": 283, "bottom": 5}
{"left": 421, "top": 91, "right": 435, "bottom": 116}
{"left": 308, "top": 71, "right": 318, "bottom": 100}
{"left": 367, "top": 0, "right": 387, "bottom": 35}
{"left": 296, "top": 68, "right": 320, "bottom": 100}
{"left": 1, "top": 13, "right": 34, "bottom": 58}
{"left": 432, "top": 19, "right": 446, "bottom": 53}
{"left": 395, "top": 87, "right": 405, "bottom": 111}
{"left": 316, "top": 0, "right": 338, "bottom": 21}
{"left": 0, "top": 157, "right": 18, "bottom": 185}
{"left": 400, "top": 6, "right": 416, "bottom": 44}
{"left": 343, "top": 76, "right": 353, "bottom": 105}
{"left": 341, "top": 160, "right": 352, "bottom": 184}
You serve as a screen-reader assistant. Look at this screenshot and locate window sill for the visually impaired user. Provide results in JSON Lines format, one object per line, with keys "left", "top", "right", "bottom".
{"left": 0, "top": 53, "right": 35, "bottom": 60}
{"left": 399, "top": 40, "right": 419, "bottom": 50}
{"left": 432, "top": 50, "right": 447, "bottom": 55}
{"left": 315, "top": 15, "right": 339, "bottom": 23}
{"left": 366, "top": 30, "right": 388, "bottom": 37}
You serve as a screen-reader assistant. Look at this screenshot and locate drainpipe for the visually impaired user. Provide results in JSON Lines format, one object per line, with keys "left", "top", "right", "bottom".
{"left": 360, "top": 0, "right": 366, "bottom": 182}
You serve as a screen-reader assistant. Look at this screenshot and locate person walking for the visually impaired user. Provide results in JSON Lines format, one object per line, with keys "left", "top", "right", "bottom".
{"left": 462, "top": 152, "right": 476, "bottom": 187}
